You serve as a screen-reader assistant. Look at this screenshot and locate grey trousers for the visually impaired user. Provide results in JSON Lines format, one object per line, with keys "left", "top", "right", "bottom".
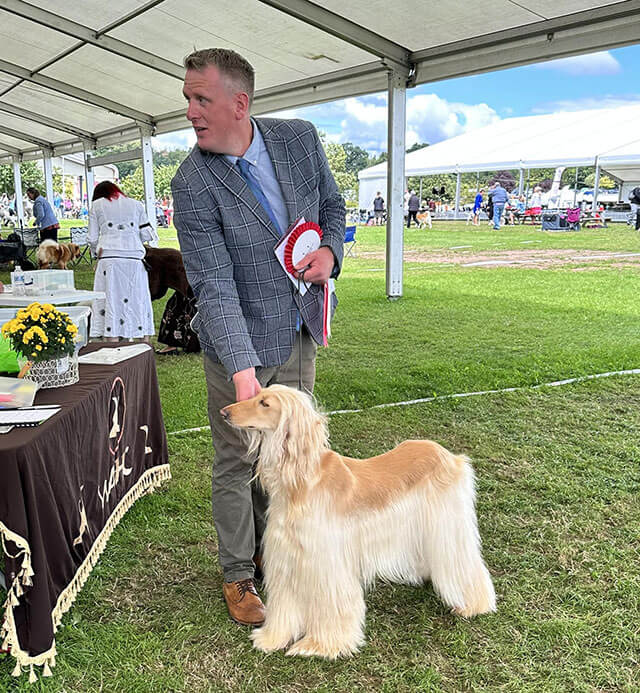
{"left": 204, "top": 328, "right": 317, "bottom": 582}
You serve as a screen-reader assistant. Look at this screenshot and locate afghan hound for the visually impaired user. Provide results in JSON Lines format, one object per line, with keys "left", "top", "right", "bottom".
{"left": 220, "top": 385, "right": 496, "bottom": 659}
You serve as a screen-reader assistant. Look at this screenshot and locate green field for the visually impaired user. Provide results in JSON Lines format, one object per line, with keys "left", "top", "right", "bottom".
{"left": 1, "top": 222, "right": 639, "bottom": 691}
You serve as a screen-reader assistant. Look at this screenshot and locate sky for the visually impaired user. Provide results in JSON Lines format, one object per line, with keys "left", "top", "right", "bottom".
{"left": 155, "top": 45, "right": 640, "bottom": 156}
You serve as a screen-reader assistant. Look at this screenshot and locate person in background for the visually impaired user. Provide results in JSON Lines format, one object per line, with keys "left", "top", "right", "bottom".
{"left": 407, "top": 190, "right": 420, "bottom": 227}
{"left": 372, "top": 191, "right": 385, "bottom": 225}
{"left": 172, "top": 47, "right": 344, "bottom": 627}
{"left": 472, "top": 189, "right": 484, "bottom": 226}
{"left": 88, "top": 181, "right": 157, "bottom": 343}
{"left": 26, "top": 187, "right": 59, "bottom": 242}
{"left": 489, "top": 182, "right": 509, "bottom": 230}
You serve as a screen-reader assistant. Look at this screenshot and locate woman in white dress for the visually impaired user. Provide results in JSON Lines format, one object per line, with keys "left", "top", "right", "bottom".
{"left": 88, "top": 182, "right": 157, "bottom": 343}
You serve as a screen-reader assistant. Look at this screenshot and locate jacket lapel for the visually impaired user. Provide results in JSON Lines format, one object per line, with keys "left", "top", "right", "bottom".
{"left": 201, "top": 149, "right": 281, "bottom": 241}
{"left": 256, "top": 119, "right": 298, "bottom": 226}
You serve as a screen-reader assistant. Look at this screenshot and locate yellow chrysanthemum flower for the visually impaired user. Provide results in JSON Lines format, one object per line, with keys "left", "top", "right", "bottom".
{"left": 35, "top": 344, "right": 42, "bottom": 351}
{"left": 41, "top": 303, "right": 54, "bottom": 312}
{"left": 60, "top": 337, "right": 65, "bottom": 344}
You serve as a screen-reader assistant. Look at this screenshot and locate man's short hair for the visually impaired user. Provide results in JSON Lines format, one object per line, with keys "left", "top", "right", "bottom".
{"left": 184, "top": 48, "right": 255, "bottom": 104}
{"left": 26, "top": 187, "right": 39, "bottom": 197}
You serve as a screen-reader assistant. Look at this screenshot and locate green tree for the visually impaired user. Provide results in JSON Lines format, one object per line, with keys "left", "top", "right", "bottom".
{"left": 52, "top": 166, "right": 74, "bottom": 199}
{"left": 324, "top": 142, "right": 358, "bottom": 203}
{"left": 406, "top": 142, "right": 429, "bottom": 153}
{"left": 0, "top": 161, "right": 44, "bottom": 196}
{"left": 342, "top": 143, "right": 371, "bottom": 175}
{"left": 92, "top": 142, "right": 141, "bottom": 179}
{"left": 119, "top": 163, "right": 181, "bottom": 201}
{"left": 584, "top": 172, "right": 616, "bottom": 189}
{"left": 119, "top": 167, "right": 144, "bottom": 200}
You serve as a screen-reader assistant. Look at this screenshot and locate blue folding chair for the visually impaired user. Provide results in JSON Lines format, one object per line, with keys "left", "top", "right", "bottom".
{"left": 344, "top": 225, "right": 357, "bottom": 257}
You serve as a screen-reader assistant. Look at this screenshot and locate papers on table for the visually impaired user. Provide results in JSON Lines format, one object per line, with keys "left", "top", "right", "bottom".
{"left": 77, "top": 343, "right": 151, "bottom": 365}
{"left": 0, "top": 405, "right": 60, "bottom": 428}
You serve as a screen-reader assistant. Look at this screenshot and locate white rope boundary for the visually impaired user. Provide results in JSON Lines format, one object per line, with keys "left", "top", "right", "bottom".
{"left": 167, "top": 368, "right": 640, "bottom": 436}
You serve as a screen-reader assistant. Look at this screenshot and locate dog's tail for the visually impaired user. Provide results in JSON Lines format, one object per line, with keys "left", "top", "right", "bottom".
{"left": 424, "top": 453, "right": 496, "bottom": 617}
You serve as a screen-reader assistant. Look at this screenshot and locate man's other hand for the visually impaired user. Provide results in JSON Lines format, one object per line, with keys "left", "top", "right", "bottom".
{"left": 294, "top": 246, "right": 334, "bottom": 284}
{"left": 232, "top": 367, "right": 261, "bottom": 402}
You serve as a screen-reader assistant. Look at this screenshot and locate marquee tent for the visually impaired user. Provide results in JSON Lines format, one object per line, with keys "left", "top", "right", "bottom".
{"left": 358, "top": 103, "right": 640, "bottom": 211}
{"left": 1, "top": 0, "right": 640, "bottom": 296}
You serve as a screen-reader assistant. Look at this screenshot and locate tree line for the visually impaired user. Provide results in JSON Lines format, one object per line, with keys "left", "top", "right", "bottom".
{"left": 0, "top": 139, "right": 616, "bottom": 208}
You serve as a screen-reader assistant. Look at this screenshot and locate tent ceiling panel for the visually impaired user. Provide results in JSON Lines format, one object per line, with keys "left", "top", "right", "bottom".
{"left": 4, "top": 83, "right": 128, "bottom": 134}
{"left": 0, "top": 131, "right": 35, "bottom": 149}
{"left": 0, "top": 10, "right": 79, "bottom": 70}
{"left": 28, "top": 0, "right": 148, "bottom": 31}
{"left": 0, "top": 73, "right": 19, "bottom": 92}
{"left": 39, "top": 44, "right": 185, "bottom": 115}
{"left": 108, "top": 0, "right": 377, "bottom": 88}
{"left": 318, "top": 0, "right": 537, "bottom": 52}
{"left": 0, "top": 111, "right": 70, "bottom": 142}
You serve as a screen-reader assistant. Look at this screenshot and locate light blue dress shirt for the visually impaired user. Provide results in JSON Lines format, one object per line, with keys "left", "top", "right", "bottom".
{"left": 226, "top": 119, "right": 289, "bottom": 235}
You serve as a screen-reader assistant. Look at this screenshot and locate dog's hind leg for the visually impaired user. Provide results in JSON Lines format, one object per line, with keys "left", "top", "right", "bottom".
{"left": 423, "top": 459, "right": 496, "bottom": 617}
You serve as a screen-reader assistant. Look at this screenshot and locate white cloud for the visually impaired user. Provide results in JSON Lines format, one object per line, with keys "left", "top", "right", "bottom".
{"left": 153, "top": 91, "right": 501, "bottom": 155}
{"left": 277, "top": 93, "right": 500, "bottom": 154}
{"left": 535, "top": 51, "right": 621, "bottom": 76}
{"left": 532, "top": 94, "right": 640, "bottom": 113}
{"left": 154, "top": 129, "right": 195, "bottom": 150}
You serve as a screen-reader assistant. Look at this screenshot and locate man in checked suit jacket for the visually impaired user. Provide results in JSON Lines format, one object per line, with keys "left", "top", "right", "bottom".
{"left": 172, "top": 48, "right": 345, "bottom": 626}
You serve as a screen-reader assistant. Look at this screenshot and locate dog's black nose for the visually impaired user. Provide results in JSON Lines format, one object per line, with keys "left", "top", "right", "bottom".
{"left": 220, "top": 408, "right": 229, "bottom": 420}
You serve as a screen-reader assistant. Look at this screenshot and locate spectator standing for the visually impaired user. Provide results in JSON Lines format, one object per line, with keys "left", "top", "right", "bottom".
{"left": 628, "top": 186, "right": 640, "bottom": 230}
{"left": 489, "top": 182, "right": 509, "bottom": 230}
{"left": 472, "top": 189, "right": 483, "bottom": 226}
{"left": 26, "top": 187, "right": 59, "bottom": 242}
{"left": 372, "top": 191, "right": 385, "bottom": 225}
{"left": 407, "top": 190, "right": 420, "bottom": 227}
{"left": 88, "top": 182, "right": 156, "bottom": 343}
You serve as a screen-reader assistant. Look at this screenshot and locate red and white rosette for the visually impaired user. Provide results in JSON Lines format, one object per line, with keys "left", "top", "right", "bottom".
{"left": 283, "top": 221, "right": 323, "bottom": 276}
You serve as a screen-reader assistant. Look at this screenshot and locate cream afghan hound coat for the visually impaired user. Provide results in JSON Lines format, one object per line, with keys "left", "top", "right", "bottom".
{"left": 221, "top": 385, "right": 495, "bottom": 659}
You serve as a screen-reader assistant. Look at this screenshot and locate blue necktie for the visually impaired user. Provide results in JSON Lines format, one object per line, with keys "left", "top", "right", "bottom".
{"left": 236, "top": 158, "right": 281, "bottom": 234}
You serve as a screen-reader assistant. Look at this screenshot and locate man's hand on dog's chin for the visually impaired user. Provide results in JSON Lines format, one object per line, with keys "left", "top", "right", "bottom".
{"left": 233, "top": 367, "right": 261, "bottom": 402}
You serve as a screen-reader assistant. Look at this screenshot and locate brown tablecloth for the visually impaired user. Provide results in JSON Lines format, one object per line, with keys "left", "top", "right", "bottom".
{"left": 0, "top": 343, "right": 170, "bottom": 681}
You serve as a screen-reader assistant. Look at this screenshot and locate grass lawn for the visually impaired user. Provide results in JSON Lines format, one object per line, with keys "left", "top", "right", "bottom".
{"left": 1, "top": 221, "right": 639, "bottom": 691}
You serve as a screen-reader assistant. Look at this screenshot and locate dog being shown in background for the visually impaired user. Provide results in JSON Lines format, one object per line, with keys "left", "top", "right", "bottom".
{"left": 36, "top": 239, "right": 81, "bottom": 269}
{"left": 221, "top": 384, "right": 496, "bottom": 660}
{"left": 417, "top": 209, "right": 433, "bottom": 229}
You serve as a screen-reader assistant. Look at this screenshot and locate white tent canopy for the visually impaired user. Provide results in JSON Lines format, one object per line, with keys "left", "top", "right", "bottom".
{"left": 1, "top": 0, "right": 640, "bottom": 163}
{"left": 2, "top": 0, "right": 640, "bottom": 296}
{"left": 358, "top": 103, "right": 640, "bottom": 210}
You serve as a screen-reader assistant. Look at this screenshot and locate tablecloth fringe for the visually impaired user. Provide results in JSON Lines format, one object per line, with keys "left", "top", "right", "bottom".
{"left": 0, "top": 463, "right": 171, "bottom": 682}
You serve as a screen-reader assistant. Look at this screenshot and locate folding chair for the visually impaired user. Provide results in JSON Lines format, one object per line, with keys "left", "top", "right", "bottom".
{"left": 14, "top": 227, "right": 40, "bottom": 264}
{"left": 344, "top": 225, "right": 357, "bottom": 258}
{"left": 70, "top": 226, "right": 94, "bottom": 266}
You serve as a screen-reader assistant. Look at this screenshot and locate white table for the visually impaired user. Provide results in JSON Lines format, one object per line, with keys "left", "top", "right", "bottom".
{"left": 0, "top": 289, "right": 105, "bottom": 307}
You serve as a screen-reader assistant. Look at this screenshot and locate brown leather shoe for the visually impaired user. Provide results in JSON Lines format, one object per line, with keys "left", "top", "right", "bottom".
{"left": 222, "top": 579, "right": 265, "bottom": 626}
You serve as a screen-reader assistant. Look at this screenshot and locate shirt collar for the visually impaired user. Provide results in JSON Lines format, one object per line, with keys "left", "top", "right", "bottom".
{"left": 225, "top": 119, "right": 263, "bottom": 168}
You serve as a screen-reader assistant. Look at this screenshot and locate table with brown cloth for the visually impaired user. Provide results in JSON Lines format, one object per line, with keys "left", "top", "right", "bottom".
{"left": 0, "top": 343, "right": 170, "bottom": 682}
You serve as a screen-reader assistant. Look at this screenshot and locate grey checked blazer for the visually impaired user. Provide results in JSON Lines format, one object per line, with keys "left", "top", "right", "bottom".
{"left": 171, "top": 117, "right": 345, "bottom": 376}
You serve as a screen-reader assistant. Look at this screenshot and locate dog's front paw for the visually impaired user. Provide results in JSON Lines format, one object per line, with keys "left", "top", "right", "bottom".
{"left": 250, "top": 626, "right": 292, "bottom": 653}
{"left": 286, "top": 636, "right": 359, "bottom": 660}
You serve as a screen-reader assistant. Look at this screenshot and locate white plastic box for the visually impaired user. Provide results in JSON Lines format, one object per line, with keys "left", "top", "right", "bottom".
{"left": 0, "top": 305, "right": 91, "bottom": 351}
{"left": 11, "top": 269, "right": 75, "bottom": 294}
